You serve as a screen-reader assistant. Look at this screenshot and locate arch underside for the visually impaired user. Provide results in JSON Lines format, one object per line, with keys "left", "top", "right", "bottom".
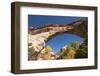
{"left": 46, "top": 27, "right": 87, "bottom": 43}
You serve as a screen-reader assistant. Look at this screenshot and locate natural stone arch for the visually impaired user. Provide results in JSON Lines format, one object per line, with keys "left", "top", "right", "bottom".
{"left": 28, "top": 18, "right": 87, "bottom": 60}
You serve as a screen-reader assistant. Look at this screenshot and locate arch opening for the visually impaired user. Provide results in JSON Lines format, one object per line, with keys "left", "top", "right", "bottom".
{"left": 46, "top": 33, "right": 83, "bottom": 54}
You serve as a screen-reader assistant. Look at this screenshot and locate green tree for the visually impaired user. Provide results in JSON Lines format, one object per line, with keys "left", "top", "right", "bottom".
{"left": 63, "top": 45, "right": 76, "bottom": 59}
{"left": 71, "top": 41, "right": 80, "bottom": 50}
{"left": 57, "top": 41, "right": 80, "bottom": 59}
{"left": 43, "top": 45, "right": 52, "bottom": 60}
{"left": 75, "top": 39, "right": 88, "bottom": 58}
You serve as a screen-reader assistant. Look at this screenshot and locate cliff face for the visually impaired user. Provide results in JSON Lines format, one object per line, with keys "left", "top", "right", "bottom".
{"left": 28, "top": 33, "right": 57, "bottom": 60}
{"left": 28, "top": 18, "right": 87, "bottom": 60}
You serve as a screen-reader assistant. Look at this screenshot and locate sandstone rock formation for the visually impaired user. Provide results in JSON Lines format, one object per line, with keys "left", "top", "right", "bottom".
{"left": 28, "top": 18, "right": 87, "bottom": 60}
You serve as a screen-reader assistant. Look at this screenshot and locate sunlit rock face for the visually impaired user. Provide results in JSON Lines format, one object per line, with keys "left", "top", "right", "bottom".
{"left": 28, "top": 33, "right": 47, "bottom": 52}
{"left": 28, "top": 18, "right": 87, "bottom": 60}
{"left": 28, "top": 31, "right": 57, "bottom": 60}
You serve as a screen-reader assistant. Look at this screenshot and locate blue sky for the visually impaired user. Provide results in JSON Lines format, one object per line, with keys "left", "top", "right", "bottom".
{"left": 28, "top": 15, "right": 83, "bottom": 53}
{"left": 28, "top": 15, "right": 82, "bottom": 28}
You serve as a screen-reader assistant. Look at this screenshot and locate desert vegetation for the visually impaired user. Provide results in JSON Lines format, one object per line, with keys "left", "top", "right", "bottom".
{"left": 28, "top": 38, "right": 88, "bottom": 60}
{"left": 57, "top": 39, "right": 88, "bottom": 59}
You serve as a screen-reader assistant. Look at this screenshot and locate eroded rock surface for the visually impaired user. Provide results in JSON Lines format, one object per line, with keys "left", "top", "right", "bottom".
{"left": 28, "top": 18, "right": 87, "bottom": 60}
